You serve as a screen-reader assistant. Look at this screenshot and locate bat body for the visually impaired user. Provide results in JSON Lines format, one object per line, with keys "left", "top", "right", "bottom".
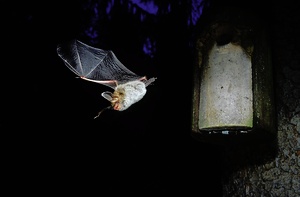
{"left": 57, "top": 39, "right": 156, "bottom": 118}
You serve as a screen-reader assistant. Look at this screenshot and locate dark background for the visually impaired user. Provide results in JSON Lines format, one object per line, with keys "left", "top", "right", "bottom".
{"left": 4, "top": 0, "right": 275, "bottom": 196}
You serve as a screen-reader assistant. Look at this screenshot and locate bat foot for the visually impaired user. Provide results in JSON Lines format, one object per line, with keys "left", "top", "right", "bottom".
{"left": 94, "top": 106, "right": 111, "bottom": 119}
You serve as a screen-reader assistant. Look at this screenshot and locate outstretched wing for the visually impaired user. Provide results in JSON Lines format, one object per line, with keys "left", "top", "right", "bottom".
{"left": 57, "top": 39, "right": 143, "bottom": 89}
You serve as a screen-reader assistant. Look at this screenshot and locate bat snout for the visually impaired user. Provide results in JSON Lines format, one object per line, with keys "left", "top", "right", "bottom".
{"left": 113, "top": 103, "right": 121, "bottom": 111}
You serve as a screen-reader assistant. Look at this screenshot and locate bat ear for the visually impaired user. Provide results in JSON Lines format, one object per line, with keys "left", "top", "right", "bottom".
{"left": 101, "top": 91, "right": 113, "bottom": 101}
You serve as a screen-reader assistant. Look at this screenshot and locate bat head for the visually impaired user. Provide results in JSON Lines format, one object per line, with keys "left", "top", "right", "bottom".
{"left": 101, "top": 90, "right": 126, "bottom": 111}
{"left": 101, "top": 80, "right": 147, "bottom": 111}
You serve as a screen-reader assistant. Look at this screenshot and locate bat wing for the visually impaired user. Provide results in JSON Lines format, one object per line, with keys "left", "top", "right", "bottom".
{"left": 57, "top": 39, "right": 143, "bottom": 89}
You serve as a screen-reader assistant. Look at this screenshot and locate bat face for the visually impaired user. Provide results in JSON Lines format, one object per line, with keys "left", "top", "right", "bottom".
{"left": 57, "top": 39, "right": 156, "bottom": 118}
{"left": 111, "top": 80, "right": 147, "bottom": 111}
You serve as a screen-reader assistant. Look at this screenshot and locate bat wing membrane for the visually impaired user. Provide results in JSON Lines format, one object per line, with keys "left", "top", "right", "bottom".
{"left": 57, "top": 40, "right": 143, "bottom": 89}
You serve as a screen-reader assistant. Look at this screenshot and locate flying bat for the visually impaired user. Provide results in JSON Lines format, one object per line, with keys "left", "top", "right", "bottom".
{"left": 57, "top": 39, "right": 156, "bottom": 118}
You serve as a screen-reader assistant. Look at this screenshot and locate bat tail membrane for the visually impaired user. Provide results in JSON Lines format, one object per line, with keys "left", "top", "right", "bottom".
{"left": 144, "top": 77, "right": 157, "bottom": 87}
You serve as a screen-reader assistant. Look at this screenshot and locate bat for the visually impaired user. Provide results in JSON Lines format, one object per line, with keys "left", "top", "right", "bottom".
{"left": 57, "top": 39, "right": 156, "bottom": 118}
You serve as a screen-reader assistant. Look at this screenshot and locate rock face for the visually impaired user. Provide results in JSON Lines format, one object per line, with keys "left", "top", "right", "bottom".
{"left": 222, "top": 4, "right": 300, "bottom": 197}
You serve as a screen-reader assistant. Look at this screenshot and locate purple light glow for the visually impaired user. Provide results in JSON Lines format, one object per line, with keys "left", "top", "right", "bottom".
{"left": 190, "top": 0, "right": 203, "bottom": 26}
{"left": 130, "top": 0, "right": 158, "bottom": 15}
{"left": 143, "top": 37, "right": 156, "bottom": 58}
